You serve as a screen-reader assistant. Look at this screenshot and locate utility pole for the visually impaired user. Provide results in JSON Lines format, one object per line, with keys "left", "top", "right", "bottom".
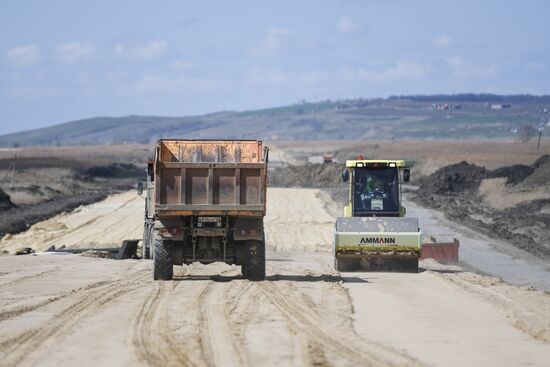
{"left": 537, "top": 129, "right": 542, "bottom": 152}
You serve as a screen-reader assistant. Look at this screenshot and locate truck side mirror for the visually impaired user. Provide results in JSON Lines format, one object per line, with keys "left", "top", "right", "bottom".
{"left": 342, "top": 169, "right": 349, "bottom": 182}
{"left": 137, "top": 181, "right": 144, "bottom": 196}
{"left": 403, "top": 167, "right": 411, "bottom": 182}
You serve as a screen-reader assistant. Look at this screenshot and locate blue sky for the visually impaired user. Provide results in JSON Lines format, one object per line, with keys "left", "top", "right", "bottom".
{"left": 0, "top": 0, "right": 548, "bottom": 134}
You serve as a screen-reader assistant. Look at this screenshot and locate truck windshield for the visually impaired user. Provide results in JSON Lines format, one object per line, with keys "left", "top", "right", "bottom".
{"left": 354, "top": 167, "right": 399, "bottom": 214}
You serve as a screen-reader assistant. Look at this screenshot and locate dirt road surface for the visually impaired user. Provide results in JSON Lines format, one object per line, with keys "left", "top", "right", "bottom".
{"left": 1, "top": 188, "right": 550, "bottom": 366}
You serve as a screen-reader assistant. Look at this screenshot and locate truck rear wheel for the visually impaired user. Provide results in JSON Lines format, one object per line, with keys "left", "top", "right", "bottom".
{"left": 244, "top": 240, "right": 265, "bottom": 281}
{"left": 153, "top": 239, "right": 173, "bottom": 280}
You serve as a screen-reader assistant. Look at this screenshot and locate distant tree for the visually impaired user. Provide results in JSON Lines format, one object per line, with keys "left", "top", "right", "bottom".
{"left": 12, "top": 142, "right": 19, "bottom": 148}
{"left": 518, "top": 123, "right": 537, "bottom": 143}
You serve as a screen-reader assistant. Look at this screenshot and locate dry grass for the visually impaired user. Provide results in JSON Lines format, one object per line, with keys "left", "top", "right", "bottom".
{"left": 0, "top": 144, "right": 151, "bottom": 164}
{"left": 333, "top": 138, "right": 550, "bottom": 174}
{"left": 270, "top": 138, "right": 550, "bottom": 176}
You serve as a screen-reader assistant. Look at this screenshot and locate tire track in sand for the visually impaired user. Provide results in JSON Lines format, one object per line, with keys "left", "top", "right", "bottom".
{"left": 133, "top": 281, "right": 192, "bottom": 367}
{"left": 0, "top": 270, "right": 149, "bottom": 367}
{"left": 198, "top": 281, "right": 248, "bottom": 367}
{"left": 256, "top": 281, "right": 421, "bottom": 367}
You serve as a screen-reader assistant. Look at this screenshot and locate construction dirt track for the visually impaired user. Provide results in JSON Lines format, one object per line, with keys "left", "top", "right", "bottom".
{"left": 2, "top": 188, "right": 550, "bottom": 366}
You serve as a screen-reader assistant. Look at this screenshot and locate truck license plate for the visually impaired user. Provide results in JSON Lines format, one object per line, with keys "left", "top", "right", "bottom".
{"left": 198, "top": 217, "right": 221, "bottom": 223}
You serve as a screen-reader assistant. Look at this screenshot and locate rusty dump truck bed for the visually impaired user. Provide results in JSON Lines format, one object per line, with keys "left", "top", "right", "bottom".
{"left": 153, "top": 139, "right": 268, "bottom": 216}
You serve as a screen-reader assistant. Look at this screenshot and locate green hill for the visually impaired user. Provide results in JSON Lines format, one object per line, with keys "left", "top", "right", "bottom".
{"left": 1, "top": 95, "right": 548, "bottom": 146}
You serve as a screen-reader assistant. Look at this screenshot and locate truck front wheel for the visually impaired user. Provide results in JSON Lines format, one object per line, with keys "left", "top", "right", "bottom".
{"left": 153, "top": 239, "right": 173, "bottom": 280}
{"left": 244, "top": 240, "right": 265, "bottom": 281}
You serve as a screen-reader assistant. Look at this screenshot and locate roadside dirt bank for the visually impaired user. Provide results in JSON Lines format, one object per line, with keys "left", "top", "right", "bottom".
{"left": 413, "top": 156, "right": 550, "bottom": 260}
{"left": 0, "top": 190, "right": 144, "bottom": 254}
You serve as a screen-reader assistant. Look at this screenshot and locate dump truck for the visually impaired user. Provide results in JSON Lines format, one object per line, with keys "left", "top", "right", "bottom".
{"left": 141, "top": 139, "right": 268, "bottom": 280}
{"left": 334, "top": 159, "right": 421, "bottom": 272}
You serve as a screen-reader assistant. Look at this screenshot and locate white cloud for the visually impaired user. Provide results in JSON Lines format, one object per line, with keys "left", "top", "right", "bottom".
{"left": 345, "top": 62, "right": 431, "bottom": 83}
{"left": 433, "top": 34, "right": 452, "bottom": 48}
{"left": 56, "top": 42, "right": 95, "bottom": 64}
{"left": 246, "top": 63, "right": 429, "bottom": 88}
{"left": 248, "top": 27, "right": 291, "bottom": 56}
{"left": 171, "top": 60, "right": 194, "bottom": 71}
{"left": 127, "top": 74, "right": 231, "bottom": 94}
{"left": 115, "top": 40, "right": 168, "bottom": 61}
{"left": 336, "top": 16, "right": 362, "bottom": 34}
{"left": 5, "top": 44, "right": 41, "bottom": 67}
{"left": 247, "top": 68, "right": 324, "bottom": 87}
{"left": 446, "top": 56, "right": 498, "bottom": 79}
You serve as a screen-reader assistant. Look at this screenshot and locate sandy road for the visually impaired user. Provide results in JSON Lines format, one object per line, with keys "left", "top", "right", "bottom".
{"left": 1, "top": 188, "right": 550, "bottom": 366}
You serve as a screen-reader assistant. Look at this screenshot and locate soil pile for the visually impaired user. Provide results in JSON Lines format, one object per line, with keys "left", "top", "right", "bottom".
{"left": 417, "top": 161, "right": 487, "bottom": 195}
{"left": 519, "top": 154, "right": 550, "bottom": 188}
{"left": 413, "top": 154, "right": 550, "bottom": 260}
{"left": 81, "top": 163, "right": 143, "bottom": 179}
{"left": 269, "top": 163, "right": 344, "bottom": 188}
{"left": 488, "top": 164, "right": 534, "bottom": 185}
{"left": 417, "top": 154, "right": 550, "bottom": 195}
{"left": 0, "top": 187, "right": 14, "bottom": 210}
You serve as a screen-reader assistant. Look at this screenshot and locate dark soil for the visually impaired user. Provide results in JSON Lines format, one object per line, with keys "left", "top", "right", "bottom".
{"left": 416, "top": 161, "right": 487, "bottom": 194}
{"left": 0, "top": 187, "right": 15, "bottom": 210}
{"left": 488, "top": 164, "right": 534, "bottom": 185}
{"left": 413, "top": 154, "right": 550, "bottom": 260}
{"left": 519, "top": 155, "right": 550, "bottom": 188}
{"left": 80, "top": 163, "right": 143, "bottom": 179}
{"left": 416, "top": 154, "right": 550, "bottom": 196}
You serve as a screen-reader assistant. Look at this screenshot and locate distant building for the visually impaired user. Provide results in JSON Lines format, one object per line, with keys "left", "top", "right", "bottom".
{"left": 431, "top": 103, "right": 463, "bottom": 110}
{"left": 490, "top": 103, "right": 511, "bottom": 109}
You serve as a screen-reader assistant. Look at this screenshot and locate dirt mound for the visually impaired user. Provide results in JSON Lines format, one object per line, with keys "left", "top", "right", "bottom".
{"left": 532, "top": 154, "right": 550, "bottom": 169}
{"left": 488, "top": 164, "right": 534, "bottom": 185}
{"left": 519, "top": 155, "right": 550, "bottom": 188}
{"left": 417, "top": 161, "right": 488, "bottom": 195}
{"left": 414, "top": 156, "right": 550, "bottom": 261}
{"left": 269, "top": 163, "right": 344, "bottom": 188}
{"left": 0, "top": 187, "right": 14, "bottom": 210}
{"left": 81, "top": 163, "right": 143, "bottom": 178}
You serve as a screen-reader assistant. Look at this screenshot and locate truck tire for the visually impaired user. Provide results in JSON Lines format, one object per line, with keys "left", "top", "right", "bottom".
{"left": 241, "top": 258, "right": 247, "bottom": 278}
{"left": 244, "top": 240, "right": 265, "bottom": 281}
{"left": 142, "top": 222, "right": 152, "bottom": 259}
{"left": 153, "top": 239, "right": 173, "bottom": 280}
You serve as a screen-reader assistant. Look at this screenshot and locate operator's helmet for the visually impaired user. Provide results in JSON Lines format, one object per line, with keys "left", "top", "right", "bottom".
{"left": 366, "top": 176, "right": 373, "bottom": 183}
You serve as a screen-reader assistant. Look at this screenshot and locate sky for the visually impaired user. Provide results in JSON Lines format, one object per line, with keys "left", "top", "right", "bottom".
{"left": 0, "top": 0, "right": 548, "bottom": 135}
